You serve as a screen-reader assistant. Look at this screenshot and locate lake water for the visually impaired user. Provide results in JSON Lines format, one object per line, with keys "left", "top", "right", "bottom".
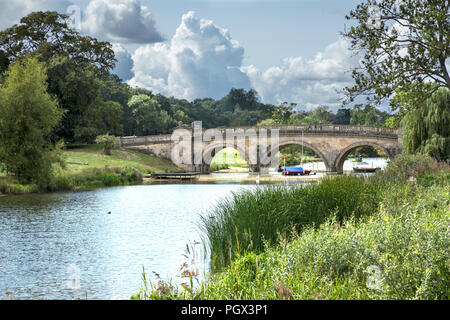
{"left": 0, "top": 159, "right": 388, "bottom": 300}
{"left": 0, "top": 183, "right": 264, "bottom": 300}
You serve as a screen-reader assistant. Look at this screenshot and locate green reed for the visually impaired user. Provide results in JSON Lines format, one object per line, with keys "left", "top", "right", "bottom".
{"left": 201, "top": 175, "right": 384, "bottom": 270}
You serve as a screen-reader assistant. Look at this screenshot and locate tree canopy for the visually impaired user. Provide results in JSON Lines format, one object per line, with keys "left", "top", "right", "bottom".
{"left": 0, "top": 11, "right": 116, "bottom": 74}
{"left": 342, "top": 0, "right": 450, "bottom": 106}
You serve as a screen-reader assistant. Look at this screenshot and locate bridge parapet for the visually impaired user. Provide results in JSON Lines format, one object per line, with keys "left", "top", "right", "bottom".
{"left": 211, "top": 125, "right": 397, "bottom": 137}
{"left": 120, "top": 125, "right": 398, "bottom": 145}
{"left": 120, "top": 134, "right": 172, "bottom": 146}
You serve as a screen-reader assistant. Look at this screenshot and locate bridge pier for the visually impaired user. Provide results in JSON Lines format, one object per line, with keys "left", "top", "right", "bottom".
{"left": 249, "top": 165, "right": 270, "bottom": 174}
{"left": 189, "top": 164, "right": 210, "bottom": 174}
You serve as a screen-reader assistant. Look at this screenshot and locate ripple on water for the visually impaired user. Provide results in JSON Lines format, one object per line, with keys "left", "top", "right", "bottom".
{"left": 0, "top": 184, "right": 260, "bottom": 299}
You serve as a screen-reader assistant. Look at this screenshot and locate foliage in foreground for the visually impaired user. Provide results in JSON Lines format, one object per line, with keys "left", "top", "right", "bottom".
{"left": 201, "top": 176, "right": 384, "bottom": 269}
{"left": 201, "top": 182, "right": 449, "bottom": 300}
{"left": 136, "top": 179, "right": 449, "bottom": 300}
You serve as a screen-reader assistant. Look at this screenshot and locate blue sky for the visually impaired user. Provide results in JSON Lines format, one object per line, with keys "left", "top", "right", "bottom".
{"left": 0, "top": 0, "right": 364, "bottom": 109}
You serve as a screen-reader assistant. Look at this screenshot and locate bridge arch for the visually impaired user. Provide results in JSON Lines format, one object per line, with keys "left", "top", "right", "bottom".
{"left": 268, "top": 140, "right": 331, "bottom": 171}
{"left": 201, "top": 142, "right": 249, "bottom": 172}
{"left": 334, "top": 141, "right": 393, "bottom": 174}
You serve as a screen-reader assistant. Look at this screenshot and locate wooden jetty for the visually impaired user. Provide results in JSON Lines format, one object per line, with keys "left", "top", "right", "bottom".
{"left": 151, "top": 172, "right": 201, "bottom": 180}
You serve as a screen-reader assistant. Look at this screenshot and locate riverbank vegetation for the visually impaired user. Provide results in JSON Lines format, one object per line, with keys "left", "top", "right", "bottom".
{"left": 210, "top": 148, "right": 248, "bottom": 172}
{"left": 0, "top": 144, "right": 180, "bottom": 195}
{"left": 134, "top": 155, "right": 449, "bottom": 300}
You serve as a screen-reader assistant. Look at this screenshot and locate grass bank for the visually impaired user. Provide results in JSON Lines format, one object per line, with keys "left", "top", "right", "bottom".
{"left": 63, "top": 144, "right": 180, "bottom": 175}
{"left": 0, "top": 144, "right": 181, "bottom": 195}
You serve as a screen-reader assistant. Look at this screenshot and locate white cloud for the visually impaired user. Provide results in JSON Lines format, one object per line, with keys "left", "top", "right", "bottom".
{"left": 129, "top": 12, "right": 358, "bottom": 108}
{"left": 129, "top": 11, "right": 251, "bottom": 100}
{"left": 0, "top": 0, "right": 71, "bottom": 30}
{"left": 244, "top": 38, "right": 359, "bottom": 110}
{"left": 112, "top": 43, "right": 134, "bottom": 81}
{"left": 82, "top": 0, "right": 163, "bottom": 44}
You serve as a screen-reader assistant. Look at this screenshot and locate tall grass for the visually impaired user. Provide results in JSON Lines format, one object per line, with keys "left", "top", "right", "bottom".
{"left": 195, "top": 182, "right": 450, "bottom": 300}
{"left": 48, "top": 167, "right": 143, "bottom": 191}
{"left": 0, "top": 177, "right": 40, "bottom": 194}
{"left": 201, "top": 175, "right": 384, "bottom": 269}
{"left": 0, "top": 167, "right": 144, "bottom": 195}
{"left": 134, "top": 155, "right": 449, "bottom": 300}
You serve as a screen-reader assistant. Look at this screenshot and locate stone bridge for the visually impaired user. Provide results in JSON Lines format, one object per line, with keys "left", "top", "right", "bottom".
{"left": 120, "top": 124, "right": 402, "bottom": 174}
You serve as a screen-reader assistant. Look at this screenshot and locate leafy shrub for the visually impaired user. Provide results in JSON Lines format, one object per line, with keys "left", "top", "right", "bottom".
{"left": 0, "top": 178, "right": 39, "bottom": 194}
{"left": 378, "top": 154, "right": 448, "bottom": 182}
{"left": 95, "top": 134, "right": 120, "bottom": 155}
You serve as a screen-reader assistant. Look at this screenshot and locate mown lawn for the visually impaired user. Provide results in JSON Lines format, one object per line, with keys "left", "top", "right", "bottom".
{"left": 64, "top": 144, "right": 182, "bottom": 174}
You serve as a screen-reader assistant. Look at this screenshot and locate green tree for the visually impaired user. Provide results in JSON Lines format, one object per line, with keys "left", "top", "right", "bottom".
{"left": 334, "top": 108, "right": 352, "bottom": 124}
{"left": 342, "top": 0, "right": 450, "bottom": 106}
{"left": 0, "top": 57, "right": 63, "bottom": 186}
{"left": 98, "top": 74, "right": 133, "bottom": 136}
{"left": 0, "top": 50, "right": 9, "bottom": 74}
{"left": 128, "top": 95, "right": 177, "bottom": 135}
{"left": 96, "top": 134, "right": 120, "bottom": 155}
{"left": 0, "top": 11, "right": 115, "bottom": 73}
{"left": 170, "top": 103, "right": 189, "bottom": 124}
{"left": 401, "top": 88, "right": 450, "bottom": 161}
{"left": 94, "top": 100, "right": 124, "bottom": 136}
{"left": 0, "top": 12, "right": 117, "bottom": 143}
{"left": 310, "top": 106, "right": 333, "bottom": 124}
{"left": 387, "top": 83, "right": 438, "bottom": 128}
{"left": 272, "top": 102, "right": 296, "bottom": 124}
{"left": 350, "top": 104, "right": 389, "bottom": 126}
{"left": 46, "top": 56, "right": 102, "bottom": 142}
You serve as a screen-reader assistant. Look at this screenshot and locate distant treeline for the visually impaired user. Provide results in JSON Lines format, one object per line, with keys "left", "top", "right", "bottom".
{"left": 0, "top": 11, "right": 389, "bottom": 146}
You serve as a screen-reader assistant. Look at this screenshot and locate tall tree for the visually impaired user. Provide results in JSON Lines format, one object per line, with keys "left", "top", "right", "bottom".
{"left": 272, "top": 102, "right": 296, "bottom": 124}
{"left": 46, "top": 56, "right": 101, "bottom": 142}
{"left": 342, "top": 0, "right": 450, "bottom": 106}
{"left": 350, "top": 104, "right": 389, "bottom": 126}
{"left": 128, "top": 95, "right": 177, "bottom": 135}
{"left": 401, "top": 87, "right": 450, "bottom": 161}
{"left": 335, "top": 108, "right": 352, "bottom": 124}
{"left": 0, "top": 11, "right": 115, "bottom": 73}
{"left": 0, "top": 57, "right": 63, "bottom": 186}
